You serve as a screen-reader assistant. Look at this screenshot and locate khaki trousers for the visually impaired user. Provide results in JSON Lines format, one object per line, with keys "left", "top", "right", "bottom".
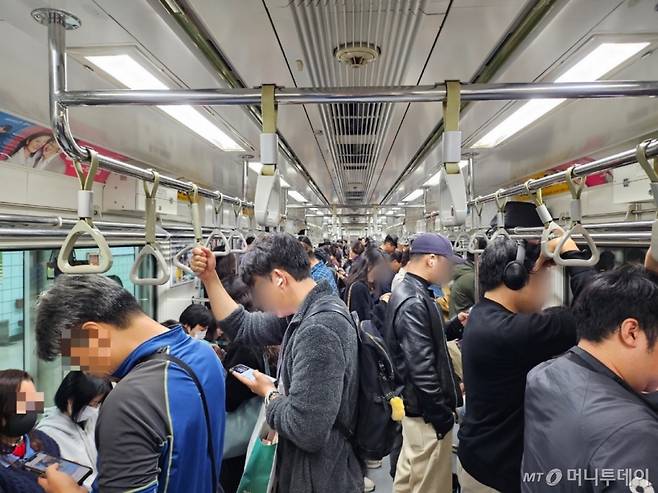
{"left": 393, "top": 416, "right": 453, "bottom": 493}
{"left": 457, "top": 460, "right": 500, "bottom": 493}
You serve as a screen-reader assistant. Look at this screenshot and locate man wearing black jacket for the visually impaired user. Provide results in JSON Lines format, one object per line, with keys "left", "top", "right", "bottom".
{"left": 457, "top": 234, "right": 595, "bottom": 493}
{"left": 522, "top": 258, "right": 658, "bottom": 492}
{"left": 384, "top": 233, "right": 467, "bottom": 493}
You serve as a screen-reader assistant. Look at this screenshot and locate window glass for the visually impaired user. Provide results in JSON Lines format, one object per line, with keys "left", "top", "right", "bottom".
{"left": 0, "top": 246, "right": 157, "bottom": 406}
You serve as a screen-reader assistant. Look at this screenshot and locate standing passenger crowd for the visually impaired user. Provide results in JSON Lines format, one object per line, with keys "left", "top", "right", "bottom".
{"left": 0, "top": 227, "right": 656, "bottom": 493}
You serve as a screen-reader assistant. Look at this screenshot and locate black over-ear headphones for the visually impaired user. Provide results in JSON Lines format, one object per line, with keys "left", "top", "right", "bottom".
{"left": 502, "top": 240, "right": 529, "bottom": 291}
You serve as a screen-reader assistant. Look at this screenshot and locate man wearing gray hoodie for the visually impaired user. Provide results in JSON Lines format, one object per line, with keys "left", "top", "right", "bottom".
{"left": 191, "top": 233, "right": 362, "bottom": 493}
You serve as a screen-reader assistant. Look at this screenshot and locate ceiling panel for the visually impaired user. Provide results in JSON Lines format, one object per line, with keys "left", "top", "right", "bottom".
{"left": 368, "top": 0, "right": 529, "bottom": 204}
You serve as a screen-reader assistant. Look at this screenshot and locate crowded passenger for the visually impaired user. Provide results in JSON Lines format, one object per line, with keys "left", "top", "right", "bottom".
{"left": 391, "top": 248, "right": 411, "bottom": 293}
{"left": 35, "top": 275, "right": 225, "bottom": 493}
{"left": 522, "top": 260, "right": 658, "bottom": 492}
{"left": 298, "top": 235, "right": 339, "bottom": 296}
{"left": 345, "top": 239, "right": 365, "bottom": 274}
{"left": 382, "top": 234, "right": 398, "bottom": 256}
{"left": 191, "top": 233, "right": 362, "bottom": 493}
{"left": 179, "top": 302, "right": 217, "bottom": 340}
{"left": 36, "top": 371, "right": 111, "bottom": 489}
{"left": 448, "top": 249, "right": 477, "bottom": 318}
{"left": 0, "top": 369, "right": 55, "bottom": 493}
{"left": 344, "top": 247, "right": 386, "bottom": 322}
{"left": 457, "top": 234, "right": 594, "bottom": 493}
{"left": 384, "top": 233, "right": 467, "bottom": 493}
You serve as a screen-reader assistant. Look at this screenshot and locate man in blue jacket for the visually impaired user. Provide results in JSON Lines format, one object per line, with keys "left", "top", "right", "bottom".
{"left": 34, "top": 275, "right": 225, "bottom": 493}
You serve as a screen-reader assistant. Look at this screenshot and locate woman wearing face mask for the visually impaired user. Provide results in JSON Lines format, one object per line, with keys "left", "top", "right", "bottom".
{"left": 179, "top": 303, "right": 216, "bottom": 341}
{"left": 0, "top": 369, "right": 60, "bottom": 493}
{"left": 36, "top": 371, "right": 111, "bottom": 490}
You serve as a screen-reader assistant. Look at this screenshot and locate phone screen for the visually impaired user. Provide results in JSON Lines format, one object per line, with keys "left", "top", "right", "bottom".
{"left": 231, "top": 364, "right": 256, "bottom": 381}
{"left": 23, "top": 453, "right": 92, "bottom": 485}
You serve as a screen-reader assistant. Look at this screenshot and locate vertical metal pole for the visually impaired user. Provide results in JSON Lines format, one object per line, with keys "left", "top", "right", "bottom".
{"left": 242, "top": 158, "right": 248, "bottom": 203}
{"left": 468, "top": 154, "right": 475, "bottom": 228}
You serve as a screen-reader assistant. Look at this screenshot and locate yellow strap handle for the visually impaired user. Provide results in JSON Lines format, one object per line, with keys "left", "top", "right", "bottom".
{"left": 442, "top": 81, "right": 461, "bottom": 174}
{"left": 261, "top": 84, "right": 277, "bottom": 176}
{"left": 143, "top": 171, "right": 160, "bottom": 246}
{"left": 565, "top": 166, "right": 585, "bottom": 201}
{"left": 72, "top": 149, "right": 99, "bottom": 192}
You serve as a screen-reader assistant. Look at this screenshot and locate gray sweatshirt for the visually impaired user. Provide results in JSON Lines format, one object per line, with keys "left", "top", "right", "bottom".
{"left": 219, "top": 280, "right": 362, "bottom": 493}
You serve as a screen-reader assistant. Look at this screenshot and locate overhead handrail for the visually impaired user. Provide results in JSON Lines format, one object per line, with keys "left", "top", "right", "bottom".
{"left": 468, "top": 231, "right": 489, "bottom": 254}
{"left": 230, "top": 200, "right": 248, "bottom": 253}
{"left": 57, "top": 149, "right": 113, "bottom": 274}
{"left": 636, "top": 140, "right": 658, "bottom": 262}
{"left": 553, "top": 167, "right": 600, "bottom": 267}
{"left": 524, "top": 180, "right": 562, "bottom": 260}
{"left": 173, "top": 184, "right": 204, "bottom": 275}
{"left": 130, "top": 172, "right": 170, "bottom": 285}
{"left": 206, "top": 195, "right": 231, "bottom": 257}
{"left": 489, "top": 189, "right": 510, "bottom": 241}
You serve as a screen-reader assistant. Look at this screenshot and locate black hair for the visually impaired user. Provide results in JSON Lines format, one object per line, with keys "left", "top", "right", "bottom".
{"left": 245, "top": 236, "right": 256, "bottom": 246}
{"left": 180, "top": 304, "right": 216, "bottom": 332}
{"left": 346, "top": 247, "right": 384, "bottom": 288}
{"left": 400, "top": 249, "right": 411, "bottom": 268}
{"left": 298, "top": 235, "right": 315, "bottom": 259}
{"left": 36, "top": 275, "right": 145, "bottom": 361}
{"left": 351, "top": 240, "right": 365, "bottom": 257}
{"left": 384, "top": 234, "right": 398, "bottom": 248}
{"left": 240, "top": 233, "right": 310, "bottom": 287}
{"left": 390, "top": 251, "right": 403, "bottom": 263}
{"left": 54, "top": 371, "right": 111, "bottom": 422}
{"left": 624, "top": 248, "right": 646, "bottom": 265}
{"left": 478, "top": 238, "right": 541, "bottom": 293}
{"left": 596, "top": 250, "right": 616, "bottom": 272}
{"left": 106, "top": 274, "right": 123, "bottom": 287}
{"left": 161, "top": 319, "right": 179, "bottom": 328}
{"left": 0, "top": 370, "right": 32, "bottom": 430}
{"left": 574, "top": 266, "right": 658, "bottom": 349}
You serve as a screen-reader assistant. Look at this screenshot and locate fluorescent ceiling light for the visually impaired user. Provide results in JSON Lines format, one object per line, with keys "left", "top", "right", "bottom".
{"left": 402, "top": 189, "right": 424, "bottom": 202}
{"left": 473, "top": 42, "right": 649, "bottom": 148}
{"left": 248, "top": 162, "right": 263, "bottom": 174}
{"left": 386, "top": 211, "right": 395, "bottom": 216}
{"left": 279, "top": 177, "right": 290, "bottom": 187}
{"left": 288, "top": 190, "right": 307, "bottom": 202}
{"left": 423, "top": 160, "right": 469, "bottom": 187}
{"left": 85, "top": 54, "right": 244, "bottom": 152}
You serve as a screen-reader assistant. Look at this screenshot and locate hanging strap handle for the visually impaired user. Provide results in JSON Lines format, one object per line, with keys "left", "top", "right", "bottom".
{"left": 442, "top": 80, "right": 462, "bottom": 175}
{"left": 174, "top": 184, "right": 203, "bottom": 275}
{"left": 489, "top": 189, "right": 510, "bottom": 241}
{"left": 468, "top": 231, "right": 489, "bottom": 254}
{"left": 553, "top": 167, "right": 600, "bottom": 267}
{"left": 260, "top": 84, "right": 278, "bottom": 174}
{"left": 637, "top": 140, "right": 658, "bottom": 262}
{"left": 131, "top": 171, "right": 170, "bottom": 285}
{"left": 525, "top": 180, "right": 562, "bottom": 260}
{"left": 57, "top": 149, "right": 113, "bottom": 274}
{"left": 453, "top": 231, "right": 472, "bottom": 255}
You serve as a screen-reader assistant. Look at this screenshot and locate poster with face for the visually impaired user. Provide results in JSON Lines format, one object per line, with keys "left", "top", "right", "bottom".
{"left": 0, "top": 110, "right": 118, "bottom": 183}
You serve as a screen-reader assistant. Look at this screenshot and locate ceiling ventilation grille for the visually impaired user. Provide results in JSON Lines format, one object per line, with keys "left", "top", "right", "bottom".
{"left": 290, "top": 0, "right": 426, "bottom": 203}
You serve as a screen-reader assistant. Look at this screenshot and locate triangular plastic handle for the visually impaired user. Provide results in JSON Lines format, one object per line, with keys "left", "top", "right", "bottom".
{"left": 130, "top": 244, "right": 170, "bottom": 285}
{"left": 489, "top": 227, "right": 510, "bottom": 242}
{"left": 229, "top": 230, "right": 248, "bottom": 253}
{"left": 553, "top": 223, "right": 600, "bottom": 267}
{"left": 205, "top": 229, "right": 231, "bottom": 257}
{"left": 57, "top": 220, "right": 113, "bottom": 274}
{"left": 173, "top": 245, "right": 195, "bottom": 275}
{"left": 541, "top": 221, "right": 564, "bottom": 260}
{"left": 467, "top": 232, "right": 489, "bottom": 254}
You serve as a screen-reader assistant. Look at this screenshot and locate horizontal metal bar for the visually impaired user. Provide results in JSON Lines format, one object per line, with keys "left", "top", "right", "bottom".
{"left": 58, "top": 81, "right": 658, "bottom": 107}
{"left": 512, "top": 221, "right": 655, "bottom": 233}
{"left": 471, "top": 139, "right": 658, "bottom": 205}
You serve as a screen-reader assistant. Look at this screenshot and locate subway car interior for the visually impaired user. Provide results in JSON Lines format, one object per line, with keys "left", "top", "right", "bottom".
{"left": 1, "top": 1, "right": 658, "bottom": 492}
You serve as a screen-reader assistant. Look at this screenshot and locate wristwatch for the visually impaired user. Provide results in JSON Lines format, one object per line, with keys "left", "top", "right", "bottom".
{"left": 265, "top": 389, "right": 281, "bottom": 406}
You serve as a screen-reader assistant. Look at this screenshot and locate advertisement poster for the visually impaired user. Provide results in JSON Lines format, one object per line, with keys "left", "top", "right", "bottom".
{"left": 0, "top": 110, "right": 117, "bottom": 183}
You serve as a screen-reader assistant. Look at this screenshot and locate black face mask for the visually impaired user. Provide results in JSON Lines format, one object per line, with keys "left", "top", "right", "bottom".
{"left": 1, "top": 412, "right": 37, "bottom": 440}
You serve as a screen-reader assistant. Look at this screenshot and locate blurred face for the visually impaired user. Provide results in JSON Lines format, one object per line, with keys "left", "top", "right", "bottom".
{"left": 516, "top": 266, "right": 552, "bottom": 313}
{"left": 62, "top": 324, "right": 114, "bottom": 377}
{"left": 390, "top": 259, "right": 401, "bottom": 273}
{"left": 16, "top": 380, "right": 44, "bottom": 415}
{"left": 26, "top": 135, "right": 49, "bottom": 153}
{"left": 383, "top": 242, "right": 396, "bottom": 255}
{"left": 42, "top": 140, "right": 59, "bottom": 158}
{"left": 251, "top": 269, "right": 298, "bottom": 318}
{"left": 426, "top": 255, "right": 454, "bottom": 286}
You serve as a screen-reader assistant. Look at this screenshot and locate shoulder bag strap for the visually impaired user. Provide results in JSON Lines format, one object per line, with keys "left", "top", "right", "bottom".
{"left": 140, "top": 350, "right": 219, "bottom": 492}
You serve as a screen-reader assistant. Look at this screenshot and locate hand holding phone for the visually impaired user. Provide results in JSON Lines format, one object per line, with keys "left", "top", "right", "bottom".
{"left": 23, "top": 453, "right": 92, "bottom": 486}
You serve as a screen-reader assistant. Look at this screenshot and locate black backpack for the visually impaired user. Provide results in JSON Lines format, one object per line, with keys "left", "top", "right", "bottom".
{"left": 307, "top": 298, "right": 404, "bottom": 460}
